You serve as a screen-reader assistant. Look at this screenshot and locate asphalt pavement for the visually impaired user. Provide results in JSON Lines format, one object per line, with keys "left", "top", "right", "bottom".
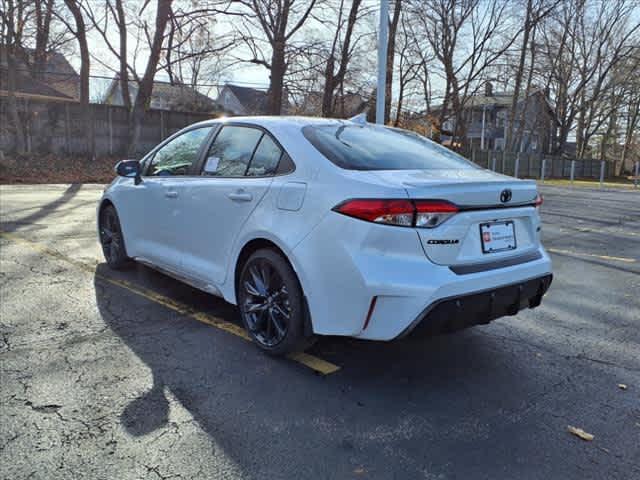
{"left": 1, "top": 183, "right": 639, "bottom": 479}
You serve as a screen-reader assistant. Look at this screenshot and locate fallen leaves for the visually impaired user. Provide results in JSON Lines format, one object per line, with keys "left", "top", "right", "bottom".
{"left": 0, "top": 153, "right": 118, "bottom": 184}
{"left": 568, "top": 425, "right": 594, "bottom": 441}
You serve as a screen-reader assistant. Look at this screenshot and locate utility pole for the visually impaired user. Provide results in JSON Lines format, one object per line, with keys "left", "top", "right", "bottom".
{"left": 376, "top": 0, "right": 389, "bottom": 124}
{"left": 481, "top": 105, "right": 486, "bottom": 150}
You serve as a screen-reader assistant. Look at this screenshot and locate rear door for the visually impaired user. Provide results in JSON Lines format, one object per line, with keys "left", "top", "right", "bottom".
{"left": 177, "top": 125, "right": 285, "bottom": 286}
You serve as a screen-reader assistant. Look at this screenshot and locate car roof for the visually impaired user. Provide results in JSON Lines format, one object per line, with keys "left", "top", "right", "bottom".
{"left": 190, "top": 115, "right": 354, "bottom": 130}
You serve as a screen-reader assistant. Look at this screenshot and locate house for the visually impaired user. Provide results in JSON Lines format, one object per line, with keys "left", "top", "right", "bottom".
{"left": 217, "top": 84, "right": 270, "bottom": 115}
{"left": 0, "top": 66, "right": 75, "bottom": 102}
{"left": 430, "top": 83, "right": 557, "bottom": 154}
{"left": 0, "top": 46, "right": 80, "bottom": 101}
{"left": 104, "top": 77, "right": 220, "bottom": 113}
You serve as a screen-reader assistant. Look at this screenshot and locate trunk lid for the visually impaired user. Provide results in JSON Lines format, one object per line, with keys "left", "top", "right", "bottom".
{"left": 370, "top": 169, "right": 540, "bottom": 267}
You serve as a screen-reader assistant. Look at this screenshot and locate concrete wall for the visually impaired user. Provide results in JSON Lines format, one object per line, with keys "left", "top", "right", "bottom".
{"left": 0, "top": 98, "right": 217, "bottom": 158}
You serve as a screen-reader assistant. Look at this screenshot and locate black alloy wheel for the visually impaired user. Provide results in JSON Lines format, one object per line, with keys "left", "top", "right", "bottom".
{"left": 99, "top": 205, "right": 130, "bottom": 269}
{"left": 238, "top": 249, "right": 308, "bottom": 355}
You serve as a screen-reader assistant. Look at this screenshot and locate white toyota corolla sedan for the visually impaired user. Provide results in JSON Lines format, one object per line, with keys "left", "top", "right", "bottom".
{"left": 98, "top": 116, "right": 552, "bottom": 354}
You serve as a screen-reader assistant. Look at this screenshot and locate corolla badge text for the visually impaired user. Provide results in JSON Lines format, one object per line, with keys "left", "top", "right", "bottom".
{"left": 427, "top": 239, "right": 460, "bottom": 245}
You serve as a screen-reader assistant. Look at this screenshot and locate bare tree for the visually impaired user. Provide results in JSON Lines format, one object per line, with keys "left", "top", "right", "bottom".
{"left": 1, "top": 0, "right": 29, "bottom": 152}
{"left": 504, "top": 0, "right": 560, "bottom": 151}
{"left": 113, "top": 0, "right": 131, "bottom": 109}
{"left": 410, "top": 0, "right": 520, "bottom": 147}
{"left": 538, "top": 0, "right": 640, "bottom": 155}
{"left": 62, "top": 0, "right": 89, "bottom": 105}
{"left": 159, "top": 3, "right": 235, "bottom": 87}
{"left": 393, "top": 13, "right": 422, "bottom": 126}
{"left": 234, "top": 0, "right": 318, "bottom": 114}
{"left": 321, "top": 0, "right": 363, "bottom": 117}
{"left": 128, "top": 0, "right": 173, "bottom": 155}
{"left": 1, "top": 0, "right": 75, "bottom": 153}
{"left": 32, "top": 0, "right": 55, "bottom": 78}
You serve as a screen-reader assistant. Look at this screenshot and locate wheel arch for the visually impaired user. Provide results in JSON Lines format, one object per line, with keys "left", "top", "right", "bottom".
{"left": 232, "top": 237, "right": 314, "bottom": 337}
{"left": 98, "top": 197, "right": 115, "bottom": 217}
{"left": 97, "top": 198, "right": 115, "bottom": 235}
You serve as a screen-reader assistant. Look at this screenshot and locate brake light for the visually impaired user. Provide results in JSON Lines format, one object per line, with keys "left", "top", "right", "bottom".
{"left": 333, "top": 199, "right": 415, "bottom": 226}
{"left": 534, "top": 194, "right": 543, "bottom": 210}
{"left": 333, "top": 199, "right": 458, "bottom": 228}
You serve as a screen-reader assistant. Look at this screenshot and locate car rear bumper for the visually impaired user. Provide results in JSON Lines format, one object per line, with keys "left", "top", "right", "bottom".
{"left": 399, "top": 274, "right": 553, "bottom": 338}
{"left": 292, "top": 212, "right": 553, "bottom": 341}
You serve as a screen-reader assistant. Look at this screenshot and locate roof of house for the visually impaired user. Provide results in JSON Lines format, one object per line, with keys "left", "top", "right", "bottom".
{"left": 0, "top": 66, "right": 75, "bottom": 102}
{"left": 105, "top": 78, "right": 220, "bottom": 112}
{"left": 431, "top": 93, "right": 514, "bottom": 112}
{"left": 223, "top": 84, "right": 268, "bottom": 111}
{"left": 0, "top": 46, "right": 80, "bottom": 100}
{"left": 431, "top": 89, "right": 554, "bottom": 112}
{"left": 294, "top": 91, "right": 367, "bottom": 117}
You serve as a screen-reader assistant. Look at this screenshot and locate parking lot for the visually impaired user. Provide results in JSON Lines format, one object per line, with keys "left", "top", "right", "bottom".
{"left": 1, "top": 183, "right": 638, "bottom": 479}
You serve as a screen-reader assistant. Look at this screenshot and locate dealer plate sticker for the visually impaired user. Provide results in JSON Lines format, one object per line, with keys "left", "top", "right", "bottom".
{"left": 480, "top": 221, "right": 517, "bottom": 253}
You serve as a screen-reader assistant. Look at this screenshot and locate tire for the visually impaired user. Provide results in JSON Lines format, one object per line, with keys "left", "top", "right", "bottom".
{"left": 99, "top": 205, "right": 131, "bottom": 270}
{"left": 237, "top": 248, "right": 311, "bottom": 355}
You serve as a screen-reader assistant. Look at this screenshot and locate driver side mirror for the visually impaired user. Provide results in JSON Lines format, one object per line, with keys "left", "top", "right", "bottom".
{"left": 115, "top": 160, "right": 142, "bottom": 185}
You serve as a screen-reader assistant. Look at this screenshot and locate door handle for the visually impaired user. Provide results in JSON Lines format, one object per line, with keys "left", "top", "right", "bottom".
{"left": 165, "top": 190, "right": 178, "bottom": 199}
{"left": 227, "top": 190, "right": 253, "bottom": 202}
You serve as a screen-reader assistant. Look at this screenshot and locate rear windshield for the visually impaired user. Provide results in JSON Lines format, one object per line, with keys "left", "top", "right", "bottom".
{"left": 302, "top": 124, "right": 478, "bottom": 170}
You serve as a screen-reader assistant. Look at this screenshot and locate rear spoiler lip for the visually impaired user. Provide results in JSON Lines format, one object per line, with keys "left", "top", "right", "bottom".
{"left": 457, "top": 200, "right": 538, "bottom": 211}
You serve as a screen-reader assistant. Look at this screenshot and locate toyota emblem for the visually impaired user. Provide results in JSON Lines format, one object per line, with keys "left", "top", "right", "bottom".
{"left": 500, "top": 189, "right": 512, "bottom": 203}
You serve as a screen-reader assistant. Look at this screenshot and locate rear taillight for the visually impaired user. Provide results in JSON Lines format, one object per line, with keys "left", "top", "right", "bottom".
{"left": 333, "top": 199, "right": 415, "bottom": 226}
{"left": 414, "top": 200, "right": 459, "bottom": 228}
{"left": 534, "top": 194, "right": 543, "bottom": 210}
{"left": 333, "top": 199, "right": 458, "bottom": 228}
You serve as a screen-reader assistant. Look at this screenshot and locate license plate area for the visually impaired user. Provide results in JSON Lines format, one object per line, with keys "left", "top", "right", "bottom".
{"left": 480, "top": 221, "right": 517, "bottom": 254}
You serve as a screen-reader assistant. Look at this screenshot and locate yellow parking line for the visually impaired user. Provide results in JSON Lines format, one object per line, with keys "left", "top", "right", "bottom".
{"left": 0, "top": 230, "right": 340, "bottom": 376}
{"left": 547, "top": 247, "right": 636, "bottom": 264}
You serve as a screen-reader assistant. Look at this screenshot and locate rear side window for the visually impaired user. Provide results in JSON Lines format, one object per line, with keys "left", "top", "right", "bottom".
{"left": 205, "top": 126, "right": 262, "bottom": 176}
{"left": 302, "top": 124, "right": 478, "bottom": 171}
{"left": 247, "top": 134, "right": 282, "bottom": 176}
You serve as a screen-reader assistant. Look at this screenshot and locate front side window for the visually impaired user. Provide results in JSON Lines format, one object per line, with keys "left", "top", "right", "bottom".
{"left": 302, "top": 124, "right": 478, "bottom": 171}
{"left": 148, "top": 127, "right": 212, "bottom": 176}
{"left": 204, "top": 126, "right": 263, "bottom": 177}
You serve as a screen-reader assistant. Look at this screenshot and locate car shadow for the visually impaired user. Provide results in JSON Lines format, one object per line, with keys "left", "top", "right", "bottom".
{"left": 92, "top": 261, "right": 613, "bottom": 479}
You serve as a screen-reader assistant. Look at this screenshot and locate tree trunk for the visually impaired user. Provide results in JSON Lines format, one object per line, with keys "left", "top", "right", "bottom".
{"left": 267, "top": 39, "right": 286, "bottom": 115}
{"left": 321, "top": 55, "right": 336, "bottom": 117}
{"left": 619, "top": 97, "right": 639, "bottom": 174}
{"left": 506, "top": 0, "right": 533, "bottom": 151}
{"left": 513, "top": 27, "right": 537, "bottom": 152}
{"left": 321, "top": 0, "right": 361, "bottom": 118}
{"left": 64, "top": 0, "right": 93, "bottom": 156}
{"left": 115, "top": 0, "right": 131, "bottom": 111}
{"left": 3, "top": 49, "right": 26, "bottom": 153}
{"left": 128, "top": 0, "right": 173, "bottom": 156}
{"left": 384, "top": 0, "right": 402, "bottom": 125}
{"left": 33, "top": 0, "right": 54, "bottom": 80}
